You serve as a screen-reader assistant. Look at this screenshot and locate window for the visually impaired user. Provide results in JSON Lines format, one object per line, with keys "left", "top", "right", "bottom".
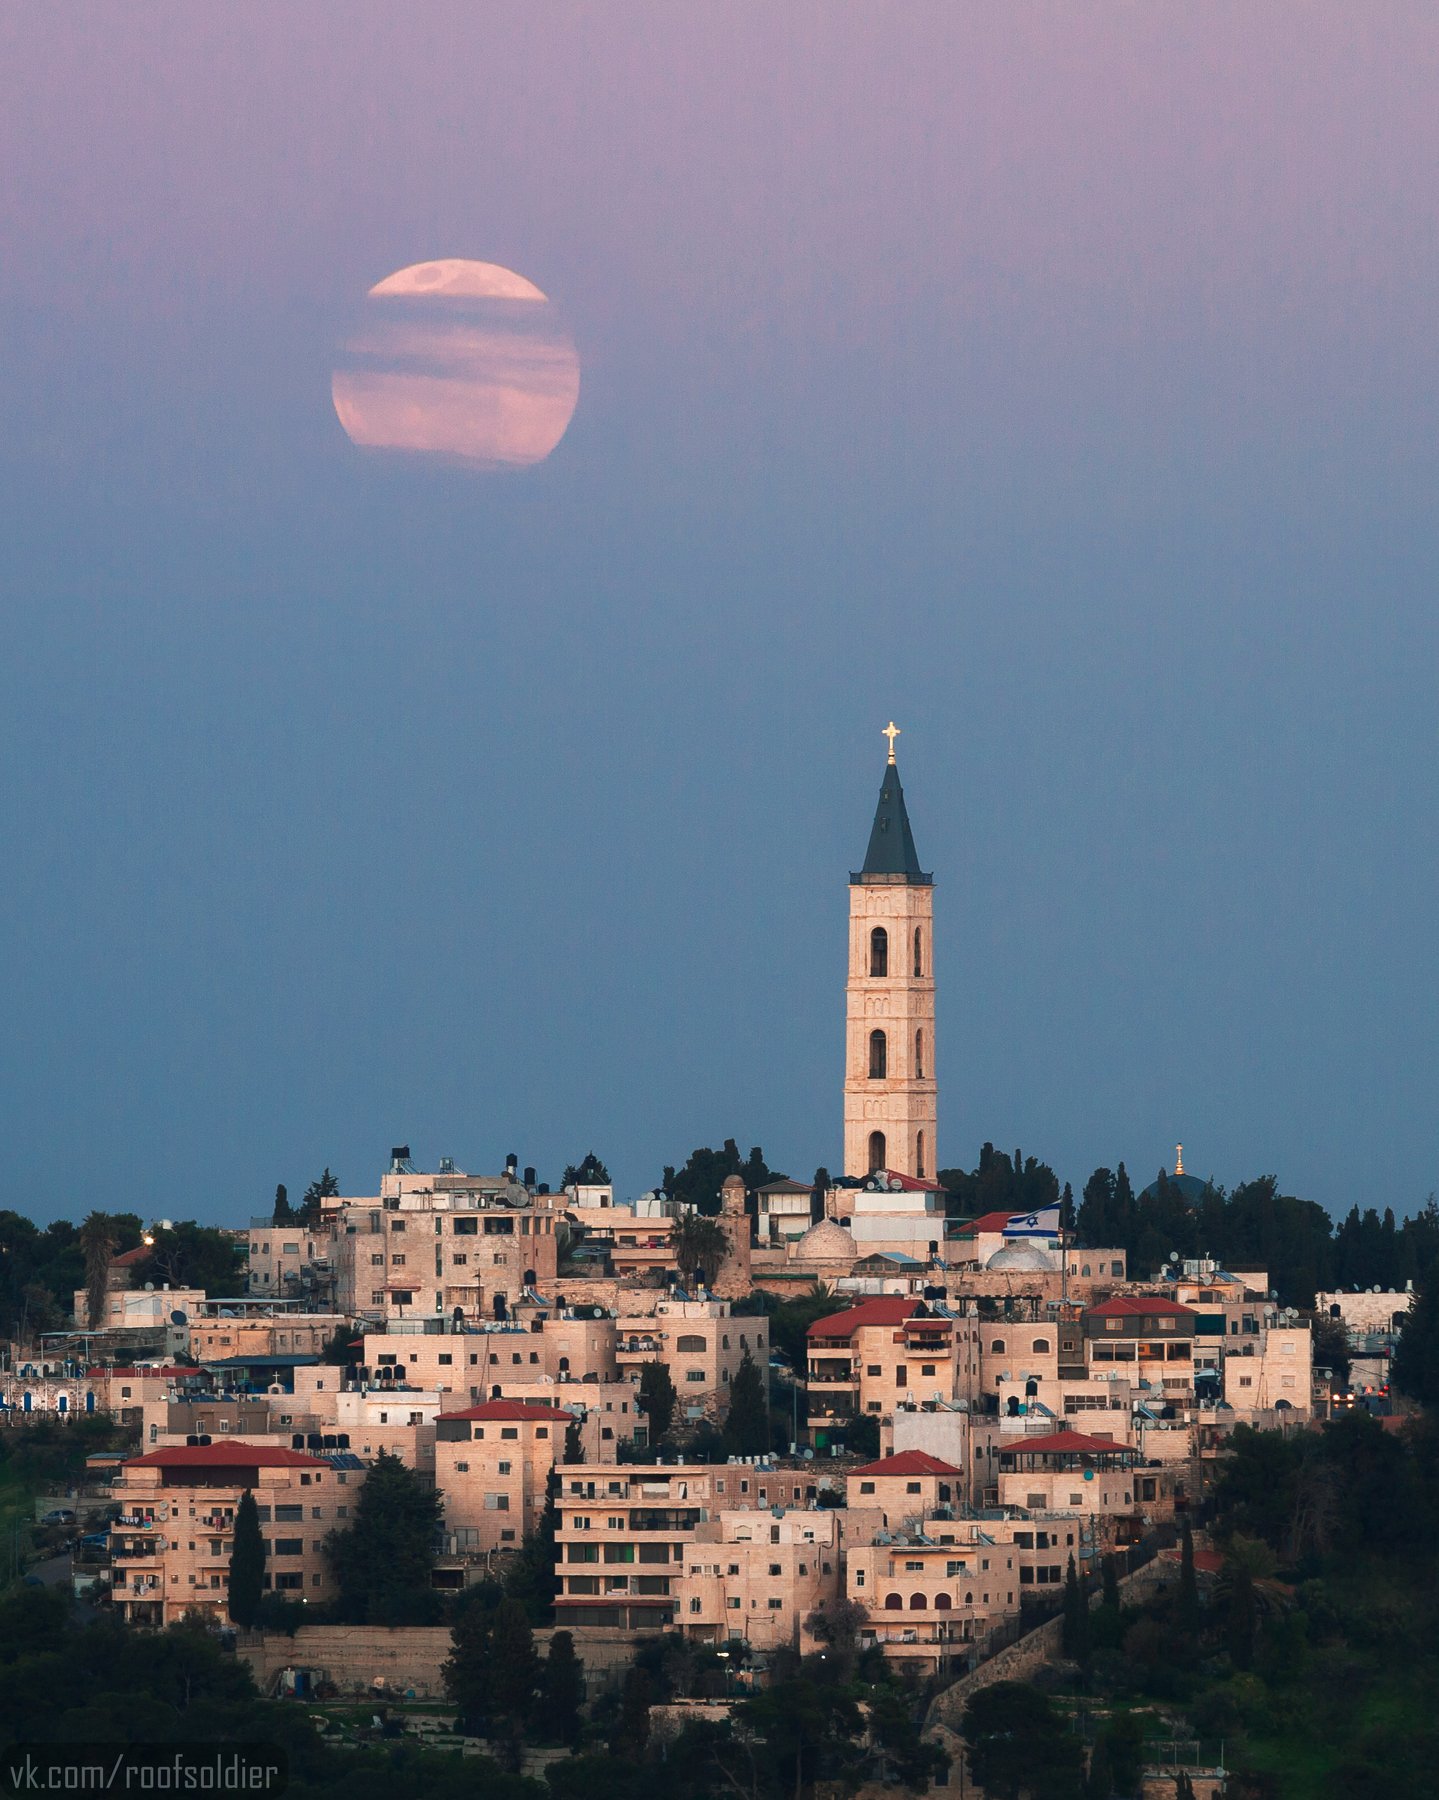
{"left": 869, "top": 1030, "right": 887, "bottom": 1079}
{"left": 438, "top": 1353, "right": 452, "bottom": 1365}
{"left": 921, "top": 1364, "right": 936, "bottom": 1377}
{"left": 1105, "top": 1318, "right": 1123, "bottom": 1332}
{"left": 913, "top": 926, "right": 922, "bottom": 977}
{"left": 868, "top": 1131, "right": 886, "bottom": 1174}
{"left": 990, "top": 1339, "right": 1006, "bottom": 1355}
{"left": 916, "top": 1130, "right": 925, "bottom": 1179}
{"left": 686, "top": 1370, "right": 705, "bottom": 1382}
{"left": 498, "top": 1462, "right": 513, "bottom": 1476}
{"left": 391, "top": 1254, "right": 406, "bottom": 1267}
{"left": 677, "top": 1335, "right": 706, "bottom": 1353}
{"left": 275, "top": 1573, "right": 302, "bottom": 1591}
{"left": 915, "top": 1028, "right": 924, "bottom": 1080}
{"left": 860, "top": 1481, "right": 876, "bottom": 1495}
{"left": 273, "top": 1539, "right": 303, "bottom": 1556}
{"left": 1032, "top": 1338, "right": 1051, "bottom": 1354}
{"left": 767, "top": 1598, "right": 783, "bottom": 1610}
{"left": 274, "top": 1506, "right": 303, "bottom": 1522}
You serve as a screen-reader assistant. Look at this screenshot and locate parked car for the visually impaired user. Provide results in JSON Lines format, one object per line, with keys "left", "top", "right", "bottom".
{"left": 41, "top": 1509, "right": 76, "bottom": 1525}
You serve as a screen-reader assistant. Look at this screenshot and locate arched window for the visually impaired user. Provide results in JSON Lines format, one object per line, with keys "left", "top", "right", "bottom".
{"left": 1032, "top": 1338, "right": 1051, "bottom": 1354}
{"left": 913, "top": 927, "right": 922, "bottom": 977}
{"left": 916, "top": 1131, "right": 926, "bottom": 1180}
{"left": 884, "top": 1593, "right": 903, "bottom": 1611}
{"left": 677, "top": 1335, "right": 706, "bottom": 1353}
{"left": 1081, "top": 1264, "right": 1092, "bottom": 1277}
{"left": 909, "top": 1592, "right": 926, "bottom": 1610}
{"left": 990, "top": 1338, "right": 1006, "bottom": 1355}
{"left": 915, "top": 1028, "right": 924, "bottom": 1079}
{"left": 869, "top": 1030, "right": 887, "bottom": 1079}
{"left": 868, "top": 1132, "right": 886, "bottom": 1174}
{"left": 934, "top": 1592, "right": 952, "bottom": 1610}
{"left": 870, "top": 927, "right": 888, "bottom": 977}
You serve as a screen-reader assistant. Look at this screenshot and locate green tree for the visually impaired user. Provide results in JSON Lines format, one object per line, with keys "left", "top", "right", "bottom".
{"left": 443, "top": 1594, "right": 494, "bottom": 1727}
{"left": 1062, "top": 1554, "right": 1091, "bottom": 1665}
{"left": 664, "top": 1140, "right": 777, "bottom": 1217}
{"left": 562, "top": 1154, "right": 611, "bottom": 1187}
{"left": 610, "top": 1666, "right": 652, "bottom": 1759}
{"left": 271, "top": 1184, "right": 294, "bottom": 1224}
{"left": 963, "top": 1682, "right": 1084, "bottom": 1800}
{"left": 638, "top": 1361, "right": 677, "bottom": 1441}
{"left": 539, "top": 1630, "right": 584, "bottom": 1746}
{"left": 737, "top": 1678, "right": 865, "bottom": 1797}
{"left": 226, "top": 1489, "right": 265, "bottom": 1628}
{"left": 563, "top": 1418, "right": 584, "bottom": 1464}
{"left": 671, "top": 1213, "right": 730, "bottom": 1290}
{"left": 722, "top": 1351, "right": 769, "bottom": 1457}
{"left": 845, "top": 1412, "right": 880, "bottom": 1459}
{"left": 504, "top": 1471, "right": 561, "bottom": 1624}
{"left": 1084, "top": 1734, "right": 1113, "bottom": 1800}
{"left": 79, "top": 1211, "right": 118, "bottom": 1331}
{"left": 298, "top": 1168, "right": 340, "bottom": 1225}
{"left": 1177, "top": 1517, "right": 1200, "bottom": 1638}
{"left": 1103, "top": 1714, "right": 1143, "bottom": 1797}
{"left": 148, "top": 1221, "right": 245, "bottom": 1296}
{"left": 1393, "top": 1278, "right": 1439, "bottom": 1407}
{"left": 867, "top": 1687, "right": 950, "bottom": 1792}
{"left": 319, "top": 1324, "right": 360, "bottom": 1367}
{"left": 324, "top": 1450, "right": 443, "bottom": 1624}
{"left": 488, "top": 1598, "right": 540, "bottom": 1735}
{"left": 1224, "top": 1561, "right": 1257, "bottom": 1671}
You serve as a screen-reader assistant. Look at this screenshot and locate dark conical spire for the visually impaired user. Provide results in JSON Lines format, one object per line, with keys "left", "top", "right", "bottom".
{"left": 852, "top": 743, "right": 931, "bottom": 886}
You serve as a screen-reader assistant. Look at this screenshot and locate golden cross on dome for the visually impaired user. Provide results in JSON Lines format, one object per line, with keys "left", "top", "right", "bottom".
{"left": 882, "top": 721, "right": 901, "bottom": 763}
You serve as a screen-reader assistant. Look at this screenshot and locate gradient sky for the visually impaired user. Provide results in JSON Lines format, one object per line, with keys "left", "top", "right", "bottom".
{"left": 2, "top": 4, "right": 1436, "bottom": 1224}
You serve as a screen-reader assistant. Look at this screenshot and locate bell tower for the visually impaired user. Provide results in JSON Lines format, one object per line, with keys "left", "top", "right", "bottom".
{"left": 843, "top": 724, "right": 937, "bottom": 1181}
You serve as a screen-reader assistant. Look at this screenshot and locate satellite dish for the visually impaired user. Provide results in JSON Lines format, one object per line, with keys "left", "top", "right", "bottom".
{"left": 170, "top": 1310, "right": 188, "bottom": 1326}
{"left": 500, "top": 1182, "right": 531, "bottom": 1209}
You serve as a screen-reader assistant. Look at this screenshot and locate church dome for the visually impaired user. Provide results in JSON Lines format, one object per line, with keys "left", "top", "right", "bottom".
{"left": 795, "top": 1219, "right": 857, "bottom": 1261}
{"left": 985, "top": 1242, "right": 1058, "bottom": 1273}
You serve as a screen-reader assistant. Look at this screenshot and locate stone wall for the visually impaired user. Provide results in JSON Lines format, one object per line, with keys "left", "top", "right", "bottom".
{"left": 240, "top": 1621, "right": 647, "bottom": 1700}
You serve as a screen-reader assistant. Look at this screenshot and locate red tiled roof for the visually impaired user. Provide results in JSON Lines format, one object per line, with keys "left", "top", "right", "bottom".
{"left": 125, "top": 1444, "right": 325, "bottom": 1469}
{"left": 1085, "top": 1296, "right": 1194, "bottom": 1319}
{"left": 1003, "top": 1429, "right": 1133, "bottom": 1457}
{"left": 870, "top": 1170, "right": 949, "bottom": 1193}
{"left": 437, "top": 1400, "right": 576, "bottom": 1423}
{"left": 112, "top": 1246, "right": 154, "bottom": 1269}
{"left": 849, "top": 1450, "right": 963, "bottom": 1478}
{"left": 954, "top": 1211, "right": 1016, "bottom": 1235}
{"left": 807, "top": 1297, "right": 921, "bottom": 1339}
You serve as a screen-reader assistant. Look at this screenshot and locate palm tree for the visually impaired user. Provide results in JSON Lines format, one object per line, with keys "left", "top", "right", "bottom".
{"left": 80, "top": 1211, "right": 118, "bottom": 1331}
{"left": 670, "top": 1213, "right": 729, "bottom": 1288}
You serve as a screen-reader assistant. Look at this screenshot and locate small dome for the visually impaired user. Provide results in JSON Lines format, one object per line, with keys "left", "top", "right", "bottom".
{"left": 796, "top": 1219, "right": 857, "bottom": 1260}
{"left": 985, "top": 1242, "right": 1058, "bottom": 1273}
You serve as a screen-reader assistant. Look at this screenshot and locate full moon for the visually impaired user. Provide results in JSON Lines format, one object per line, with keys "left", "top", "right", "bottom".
{"left": 331, "top": 259, "right": 581, "bottom": 470}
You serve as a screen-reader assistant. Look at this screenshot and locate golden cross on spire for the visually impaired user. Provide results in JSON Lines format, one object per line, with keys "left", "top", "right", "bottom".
{"left": 1175, "top": 1144, "right": 1185, "bottom": 1177}
{"left": 882, "top": 720, "right": 901, "bottom": 764}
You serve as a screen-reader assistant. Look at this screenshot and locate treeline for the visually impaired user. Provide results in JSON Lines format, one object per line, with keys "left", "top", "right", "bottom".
{"left": 933, "top": 1141, "right": 1439, "bottom": 1309}
{"left": 0, "top": 1210, "right": 244, "bottom": 1340}
{"left": 1076, "top": 1167, "right": 1439, "bottom": 1306}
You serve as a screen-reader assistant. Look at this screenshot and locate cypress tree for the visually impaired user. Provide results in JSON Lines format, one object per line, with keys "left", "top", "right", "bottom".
{"left": 1061, "top": 1554, "right": 1091, "bottom": 1664}
{"left": 540, "top": 1630, "right": 585, "bottom": 1745}
{"left": 638, "top": 1360, "right": 677, "bottom": 1441}
{"left": 227, "top": 1488, "right": 264, "bottom": 1628}
{"left": 722, "top": 1350, "right": 770, "bottom": 1456}
{"left": 1101, "top": 1553, "right": 1120, "bottom": 1612}
{"left": 1177, "top": 1517, "right": 1200, "bottom": 1637}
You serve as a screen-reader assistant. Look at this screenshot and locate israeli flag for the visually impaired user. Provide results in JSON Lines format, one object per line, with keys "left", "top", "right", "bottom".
{"left": 1003, "top": 1206, "right": 1061, "bottom": 1239}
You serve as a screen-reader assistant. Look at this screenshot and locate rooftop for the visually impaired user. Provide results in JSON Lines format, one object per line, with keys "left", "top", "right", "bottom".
{"left": 124, "top": 1444, "right": 326, "bottom": 1470}
{"left": 807, "top": 1297, "right": 922, "bottom": 1339}
{"left": 850, "top": 1450, "right": 964, "bottom": 1478}
{"left": 436, "top": 1399, "right": 577, "bottom": 1423}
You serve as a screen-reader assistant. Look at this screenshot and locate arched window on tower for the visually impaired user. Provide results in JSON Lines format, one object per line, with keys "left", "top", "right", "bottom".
{"left": 914, "top": 927, "right": 923, "bottom": 978}
{"left": 916, "top": 1131, "right": 926, "bottom": 1180}
{"left": 870, "top": 926, "right": 888, "bottom": 977}
{"left": 868, "top": 1131, "right": 886, "bottom": 1174}
{"left": 915, "top": 1028, "right": 924, "bottom": 1079}
{"left": 869, "top": 1030, "right": 887, "bottom": 1079}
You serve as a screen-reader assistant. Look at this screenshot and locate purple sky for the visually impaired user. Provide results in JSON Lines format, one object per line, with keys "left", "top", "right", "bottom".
{"left": 2, "top": 5, "right": 1436, "bottom": 1221}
